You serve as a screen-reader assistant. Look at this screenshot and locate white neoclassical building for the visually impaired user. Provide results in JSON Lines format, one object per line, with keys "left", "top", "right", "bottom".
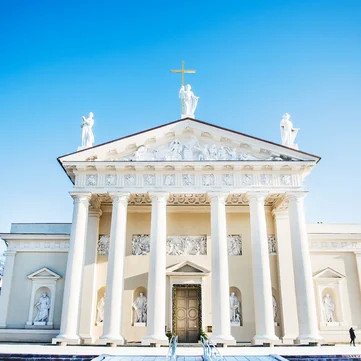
{"left": 1, "top": 117, "right": 361, "bottom": 346}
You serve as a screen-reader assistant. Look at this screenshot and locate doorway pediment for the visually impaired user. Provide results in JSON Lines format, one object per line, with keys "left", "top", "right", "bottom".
{"left": 166, "top": 261, "right": 210, "bottom": 276}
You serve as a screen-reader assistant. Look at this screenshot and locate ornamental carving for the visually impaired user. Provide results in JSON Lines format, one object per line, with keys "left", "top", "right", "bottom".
{"left": 182, "top": 174, "right": 195, "bottom": 186}
{"left": 125, "top": 174, "right": 136, "bottom": 186}
{"left": 119, "top": 136, "right": 294, "bottom": 162}
{"left": 202, "top": 174, "right": 214, "bottom": 186}
{"left": 227, "top": 235, "right": 242, "bottom": 255}
{"left": 281, "top": 174, "right": 292, "bottom": 185}
{"left": 222, "top": 174, "right": 233, "bottom": 186}
{"left": 144, "top": 174, "right": 155, "bottom": 186}
{"left": 132, "top": 235, "right": 150, "bottom": 255}
{"left": 98, "top": 235, "right": 110, "bottom": 255}
{"left": 105, "top": 174, "right": 116, "bottom": 186}
{"left": 268, "top": 235, "right": 277, "bottom": 254}
{"left": 166, "top": 236, "right": 207, "bottom": 255}
{"left": 86, "top": 174, "right": 98, "bottom": 186}
{"left": 168, "top": 193, "right": 208, "bottom": 205}
{"left": 163, "top": 174, "right": 175, "bottom": 186}
{"left": 261, "top": 174, "right": 273, "bottom": 185}
{"left": 242, "top": 174, "right": 253, "bottom": 186}
{"left": 310, "top": 241, "right": 361, "bottom": 251}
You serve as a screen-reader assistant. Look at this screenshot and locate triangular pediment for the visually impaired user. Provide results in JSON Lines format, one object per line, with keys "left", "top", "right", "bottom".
{"left": 313, "top": 267, "right": 345, "bottom": 279}
{"left": 28, "top": 267, "right": 62, "bottom": 280}
{"left": 166, "top": 261, "right": 210, "bottom": 275}
{"left": 59, "top": 118, "right": 320, "bottom": 164}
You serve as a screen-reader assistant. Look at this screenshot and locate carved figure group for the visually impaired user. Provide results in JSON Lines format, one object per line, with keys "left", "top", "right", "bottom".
{"left": 227, "top": 235, "right": 242, "bottom": 256}
{"left": 179, "top": 84, "right": 199, "bottom": 118}
{"left": 80, "top": 112, "right": 95, "bottom": 149}
{"left": 133, "top": 292, "right": 147, "bottom": 323}
{"left": 34, "top": 292, "right": 51, "bottom": 323}
{"left": 96, "top": 293, "right": 105, "bottom": 324}
{"left": 280, "top": 113, "right": 299, "bottom": 148}
{"left": 323, "top": 293, "right": 335, "bottom": 322}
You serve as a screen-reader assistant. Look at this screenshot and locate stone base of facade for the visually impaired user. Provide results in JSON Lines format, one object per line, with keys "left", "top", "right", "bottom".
{"left": 52, "top": 336, "right": 81, "bottom": 345}
{"left": 210, "top": 335, "right": 236, "bottom": 346}
{"left": 0, "top": 329, "right": 58, "bottom": 343}
{"left": 294, "top": 334, "right": 323, "bottom": 345}
{"left": 96, "top": 336, "right": 125, "bottom": 346}
{"left": 142, "top": 335, "right": 169, "bottom": 346}
{"left": 251, "top": 335, "right": 280, "bottom": 346}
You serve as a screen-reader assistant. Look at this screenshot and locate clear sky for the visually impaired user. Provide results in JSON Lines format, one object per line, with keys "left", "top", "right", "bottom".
{"left": 1, "top": 0, "right": 361, "bottom": 250}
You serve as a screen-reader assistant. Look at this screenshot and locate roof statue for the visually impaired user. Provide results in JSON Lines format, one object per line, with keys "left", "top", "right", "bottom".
{"left": 179, "top": 84, "right": 199, "bottom": 119}
{"left": 78, "top": 112, "right": 95, "bottom": 151}
{"left": 280, "top": 113, "right": 299, "bottom": 149}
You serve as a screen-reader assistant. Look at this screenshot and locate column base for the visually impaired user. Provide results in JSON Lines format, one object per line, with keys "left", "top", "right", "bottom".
{"left": 294, "top": 334, "right": 322, "bottom": 345}
{"left": 80, "top": 335, "right": 95, "bottom": 345}
{"left": 210, "top": 335, "right": 236, "bottom": 345}
{"left": 142, "top": 335, "right": 169, "bottom": 346}
{"left": 252, "top": 334, "right": 280, "bottom": 346}
{"left": 282, "top": 335, "right": 298, "bottom": 345}
{"left": 97, "top": 335, "right": 125, "bottom": 346}
{"left": 52, "top": 335, "right": 81, "bottom": 345}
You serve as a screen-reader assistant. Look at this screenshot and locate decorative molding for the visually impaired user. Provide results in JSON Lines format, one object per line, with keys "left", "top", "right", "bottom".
{"left": 132, "top": 235, "right": 150, "bottom": 255}
{"left": 125, "top": 174, "right": 136, "bottom": 186}
{"left": 227, "top": 235, "right": 242, "bottom": 255}
{"left": 86, "top": 174, "right": 97, "bottom": 186}
{"left": 202, "top": 174, "right": 214, "bottom": 186}
{"left": 222, "top": 174, "right": 234, "bottom": 186}
{"left": 163, "top": 174, "right": 175, "bottom": 186}
{"left": 310, "top": 241, "right": 361, "bottom": 252}
{"left": 144, "top": 174, "right": 155, "bottom": 186}
{"left": 105, "top": 174, "right": 116, "bottom": 186}
{"left": 7, "top": 240, "right": 69, "bottom": 252}
{"left": 166, "top": 236, "right": 207, "bottom": 255}
{"left": 182, "top": 174, "right": 195, "bottom": 186}
{"left": 97, "top": 235, "right": 109, "bottom": 255}
{"left": 268, "top": 234, "right": 277, "bottom": 254}
{"left": 168, "top": 194, "right": 208, "bottom": 205}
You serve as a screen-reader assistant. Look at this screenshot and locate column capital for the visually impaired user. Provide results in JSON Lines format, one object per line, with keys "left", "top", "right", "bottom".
{"left": 148, "top": 192, "right": 169, "bottom": 202}
{"left": 109, "top": 192, "right": 130, "bottom": 204}
{"left": 247, "top": 191, "right": 268, "bottom": 203}
{"left": 286, "top": 191, "right": 308, "bottom": 203}
{"left": 271, "top": 209, "right": 289, "bottom": 219}
{"left": 88, "top": 209, "right": 103, "bottom": 217}
{"left": 70, "top": 192, "right": 91, "bottom": 203}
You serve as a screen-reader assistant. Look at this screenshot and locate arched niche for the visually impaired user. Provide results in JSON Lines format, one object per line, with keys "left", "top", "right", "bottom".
{"left": 95, "top": 286, "right": 106, "bottom": 326}
{"left": 132, "top": 286, "right": 147, "bottom": 326}
{"left": 25, "top": 267, "right": 61, "bottom": 329}
{"left": 272, "top": 288, "right": 280, "bottom": 326}
{"left": 229, "top": 286, "right": 242, "bottom": 326}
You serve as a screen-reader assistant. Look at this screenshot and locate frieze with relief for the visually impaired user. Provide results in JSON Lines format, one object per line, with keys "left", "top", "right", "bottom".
{"left": 227, "top": 235, "right": 242, "bottom": 255}
{"left": 166, "top": 236, "right": 207, "bottom": 255}
{"left": 268, "top": 235, "right": 277, "bottom": 254}
{"left": 116, "top": 136, "right": 291, "bottom": 162}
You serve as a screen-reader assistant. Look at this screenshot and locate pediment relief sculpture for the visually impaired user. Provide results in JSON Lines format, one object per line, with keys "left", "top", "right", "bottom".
{"left": 109, "top": 136, "right": 293, "bottom": 162}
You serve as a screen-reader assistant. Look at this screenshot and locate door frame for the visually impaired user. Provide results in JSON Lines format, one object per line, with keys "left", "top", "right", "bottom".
{"left": 172, "top": 284, "right": 202, "bottom": 341}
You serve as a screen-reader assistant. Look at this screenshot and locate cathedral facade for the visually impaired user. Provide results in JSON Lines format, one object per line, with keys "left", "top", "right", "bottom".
{"left": 0, "top": 118, "right": 360, "bottom": 345}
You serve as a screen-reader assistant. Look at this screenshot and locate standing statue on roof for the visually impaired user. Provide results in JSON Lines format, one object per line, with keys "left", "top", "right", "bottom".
{"left": 78, "top": 112, "right": 95, "bottom": 150}
{"left": 280, "top": 113, "right": 299, "bottom": 149}
{"left": 179, "top": 84, "right": 199, "bottom": 119}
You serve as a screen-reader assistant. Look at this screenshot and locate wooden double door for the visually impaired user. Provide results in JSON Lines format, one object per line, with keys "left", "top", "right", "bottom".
{"left": 174, "top": 286, "right": 200, "bottom": 343}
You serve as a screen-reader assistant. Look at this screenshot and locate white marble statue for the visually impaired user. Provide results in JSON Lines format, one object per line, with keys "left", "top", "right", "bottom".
{"left": 133, "top": 292, "right": 147, "bottom": 323}
{"left": 80, "top": 112, "right": 95, "bottom": 149}
{"left": 280, "top": 113, "right": 299, "bottom": 149}
{"left": 229, "top": 292, "right": 241, "bottom": 325}
{"left": 96, "top": 294, "right": 105, "bottom": 324}
{"left": 179, "top": 84, "right": 199, "bottom": 118}
{"left": 34, "top": 292, "right": 51, "bottom": 323}
{"left": 323, "top": 293, "right": 335, "bottom": 322}
{"left": 272, "top": 296, "right": 278, "bottom": 323}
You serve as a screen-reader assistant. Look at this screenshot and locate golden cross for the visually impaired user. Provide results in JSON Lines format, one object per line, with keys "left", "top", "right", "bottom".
{"left": 170, "top": 60, "right": 196, "bottom": 114}
{"left": 170, "top": 60, "right": 196, "bottom": 86}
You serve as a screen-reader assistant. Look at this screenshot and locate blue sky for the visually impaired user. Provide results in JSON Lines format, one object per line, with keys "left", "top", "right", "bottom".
{"left": 1, "top": 0, "right": 361, "bottom": 249}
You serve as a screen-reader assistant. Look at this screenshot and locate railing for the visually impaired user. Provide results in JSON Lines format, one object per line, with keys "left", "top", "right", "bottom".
{"left": 201, "top": 336, "right": 226, "bottom": 361}
{"left": 166, "top": 335, "right": 178, "bottom": 361}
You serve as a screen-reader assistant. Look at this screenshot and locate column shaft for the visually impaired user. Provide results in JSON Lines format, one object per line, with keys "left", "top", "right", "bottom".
{"left": 142, "top": 193, "right": 168, "bottom": 345}
{"left": 79, "top": 207, "right": 102, "bottom": 344}
{"left": 54, "top": 193, "right": 91, "bottom": 344}
{"left": 0, "top": 250, "right": 17, "bottom": 328}
{"left": 209, "top": 192, "right": 235, "bottom": 345}
{"left": 100, "top": 193, "right": 129, "bottom": 345}
{"left": 248, "top": 192, "right": 278, "bottom": 344}
{"left": 288, "top": 193, "right": 320, "bottom": 342}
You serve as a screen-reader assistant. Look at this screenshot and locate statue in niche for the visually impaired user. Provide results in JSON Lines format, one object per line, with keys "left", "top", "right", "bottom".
{"left": 280, "top": 113, "right": 299, "bottom": 148}
{"left": 229, "top": 292, "right": 241, "bottom": 325}
{"left": 96, "top": 293, "right": 105, "bottom": 324}
{"left": 34, "top": 292, "right": 51, "bottom": 323}
{"left": 133, "top": 292, "right": 147, "bottom": 323}
{"left": 272, "top": 296, "right": 278, "bottom": 323}
{"left": 323, "top": 293, "right": 335, "bottom": 322}
{"left": 179, "top": 84, "right": 199, "bottom": 118}
{"left": 80, "top": 112, "right": 95, "bottom": 149}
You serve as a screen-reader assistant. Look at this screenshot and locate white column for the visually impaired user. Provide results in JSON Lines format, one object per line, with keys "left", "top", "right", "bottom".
{"left": 354, "top": 252, "right": 361, "bottom": 299}
{"left": 272, "top": 209, "right": 298, "bottom": 343}
{"left": 142, "top": 192, "right": 169, "bottom": 345}
{"left": 79, "top": 207, "right": 102, "bottom": 344}
{"left": 53, "top": 192, "right": 91, "bottom": 345}
{"left": 99, "top": 193, "right": 130, "bottom": 346}
{"left": 248, "top": 192, "right": 278, "bottom": 345}
{"left": 0, "top": 250, "right": 17, "bottom": 328}
{"left": 288, "top": 192, "right": 321, "bottom": 343}
{"left": 209, "top": 192, "right": 235, "bottom": 345}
